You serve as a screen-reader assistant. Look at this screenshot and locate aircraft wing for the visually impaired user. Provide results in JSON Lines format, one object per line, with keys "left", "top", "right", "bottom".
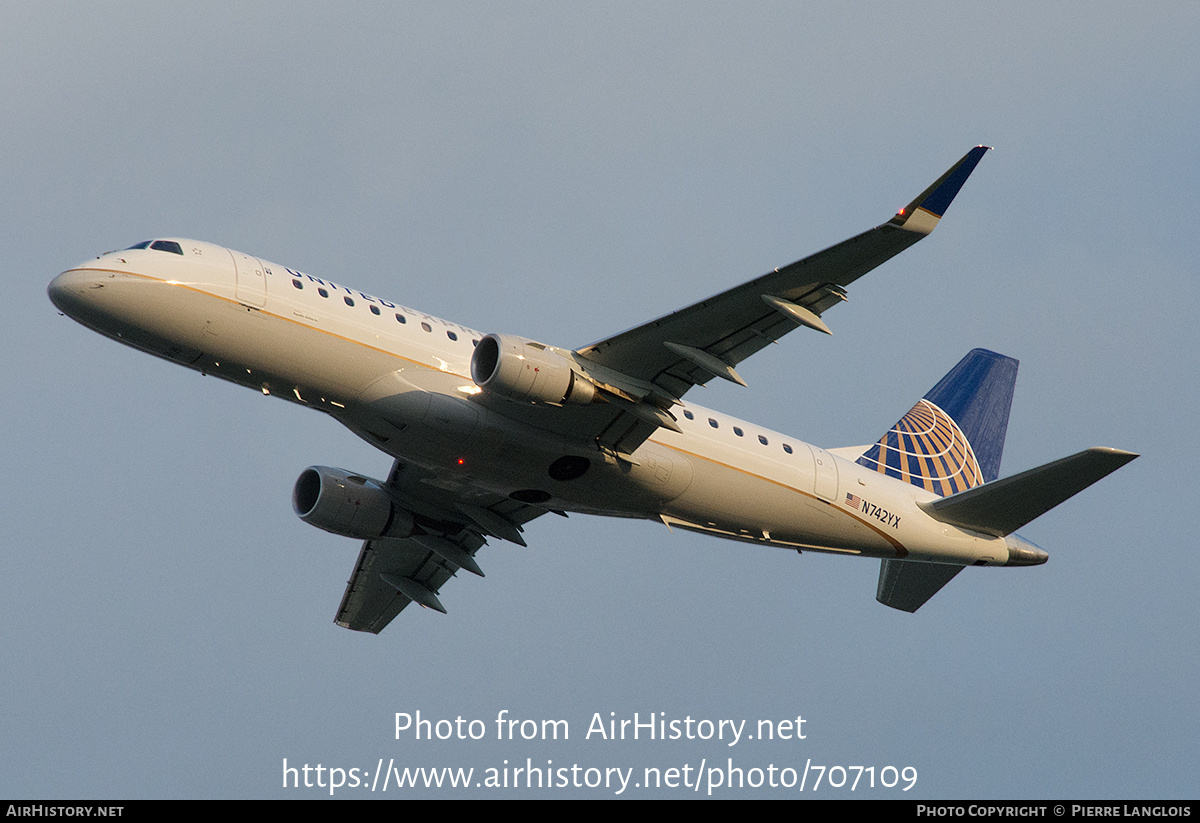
{"left": 334, "top": 459, "right": 547, "bottom": 633}
{"left": 577, "top": 147, "right": 990, "bottom": 404}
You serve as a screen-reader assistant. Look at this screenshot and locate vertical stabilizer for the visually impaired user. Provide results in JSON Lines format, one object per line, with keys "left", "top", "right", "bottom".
{"left": 856, "top": 349, "right": 1018, "bottom": 495}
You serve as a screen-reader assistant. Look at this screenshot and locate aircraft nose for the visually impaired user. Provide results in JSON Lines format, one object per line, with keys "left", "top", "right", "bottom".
{"left": 1004, "top": 533, "right": 1049, "bottom": 566}
{"left": 48, "top": 266, "right": 124, "bottom": 327}
{"left": 47, "top": 268, "right": 96, "bottom": 316}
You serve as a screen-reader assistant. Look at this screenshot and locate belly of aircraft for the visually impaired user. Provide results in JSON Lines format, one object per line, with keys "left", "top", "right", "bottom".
{"left": 657, "top": 452, "right": 901, "bottom": 557}
{"left": 345, "top": 372, "right": 694, "bottom": 518}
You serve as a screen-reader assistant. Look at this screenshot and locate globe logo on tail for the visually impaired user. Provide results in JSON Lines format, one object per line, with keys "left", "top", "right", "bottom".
{"left": 856, "top": 399, "right": 983, "bottom": 495}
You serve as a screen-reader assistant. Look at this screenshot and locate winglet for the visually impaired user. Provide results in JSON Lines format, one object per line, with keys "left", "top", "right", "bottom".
{"left": 889, "top": 145, "right": 990, "bottom": 235}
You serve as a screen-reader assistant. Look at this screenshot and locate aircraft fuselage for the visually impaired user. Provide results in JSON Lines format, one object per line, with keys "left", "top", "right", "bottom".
{"left": 48, "top": 239, "right": 1033, "bottom": 571}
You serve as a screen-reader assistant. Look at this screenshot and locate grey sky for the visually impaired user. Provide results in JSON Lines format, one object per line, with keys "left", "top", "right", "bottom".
{"left": 3, "top": 3, "right": 1196, "bottom": 798}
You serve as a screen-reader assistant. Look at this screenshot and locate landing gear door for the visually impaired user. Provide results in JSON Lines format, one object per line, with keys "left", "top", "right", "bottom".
{"left": 231, "top": 250, "right": 267, "bottom": 308}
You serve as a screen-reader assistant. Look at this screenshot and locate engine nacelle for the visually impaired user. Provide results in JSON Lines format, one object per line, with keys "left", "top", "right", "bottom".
{"left": 470, "top": 333, "right": 596, "bottom": 405}
{"left": 292, "top": 466, "right": 414, "bottom": 540}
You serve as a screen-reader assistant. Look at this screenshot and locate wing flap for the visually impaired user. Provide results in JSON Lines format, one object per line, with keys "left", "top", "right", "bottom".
{"left": 334, "top": 533, "right": 474, "bottom": 632}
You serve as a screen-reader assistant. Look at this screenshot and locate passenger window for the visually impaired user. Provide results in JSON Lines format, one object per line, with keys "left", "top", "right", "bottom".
{"left": 733, "top": 427, "right": 744, "bottom": 437}
{"left": 447, "top": 331, "right": 458, "bottom": 341}
{"left": 708, "top": 418, "right": 718, "bottom": 428}
{"left": 421, "top": 322, "right": 432, "bottom": 332}
{"left": 370, "top": 305, "right": 381, "bottom": 316}
{"left": 344, "top": 296, "right": 355, "bottom": 307}
{"left": 395, "top": 314, "right": 407, "bottom": 324}
{"left": 318, "top": 288, "right": 329, "bottom": 298}
{"left": 758, "top": 435, "right": 768, "bottom": 445}
{"left": 783, "top": 444, "right": 793, "bottom": 454}
{"left": 292, "top": 279, "right": 303, "bottom": 289}
{"left": 683, "top": 410, "right": 694, "bottom": 420}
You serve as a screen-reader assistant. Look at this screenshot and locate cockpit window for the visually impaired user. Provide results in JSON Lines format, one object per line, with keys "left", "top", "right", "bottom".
{"left": 123, "top": 240, "right": 184, "bottom": 255}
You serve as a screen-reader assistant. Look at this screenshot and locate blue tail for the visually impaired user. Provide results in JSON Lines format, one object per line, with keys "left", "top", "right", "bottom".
{"left": 856, "top": 349, "right": 1018, "bottom": 495}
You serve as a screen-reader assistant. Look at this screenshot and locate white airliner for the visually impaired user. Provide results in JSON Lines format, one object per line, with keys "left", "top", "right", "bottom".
{"left": 48, "top": 147, "right": 1136, "bottom": 632}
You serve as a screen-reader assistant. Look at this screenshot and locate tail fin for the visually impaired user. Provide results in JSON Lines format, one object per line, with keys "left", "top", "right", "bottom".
{"left": 856, "top": 349, "right": 1018, "bottom": 495}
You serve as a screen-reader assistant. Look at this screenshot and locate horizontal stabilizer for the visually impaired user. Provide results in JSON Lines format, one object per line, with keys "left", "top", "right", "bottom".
{"left": 918, "top": 447, "right": 1138, "bottom": 537}
{"left": 876, "top": 559, "right": 963, "bottom": 612}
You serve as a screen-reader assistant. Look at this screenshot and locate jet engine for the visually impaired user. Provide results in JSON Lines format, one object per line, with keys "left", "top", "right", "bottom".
{"left": 471, "top": 333, "right": 596, "bottom": 405}
{"left": 292, "top": 466, "right": 414, "bottom": 540}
